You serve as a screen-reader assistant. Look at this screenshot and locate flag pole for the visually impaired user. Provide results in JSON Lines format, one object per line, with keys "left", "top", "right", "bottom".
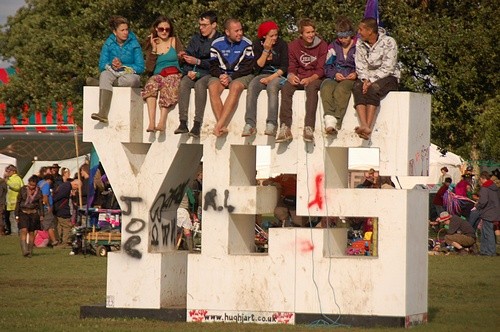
{"left": 73, "top": 123, "right": 83, "bottom": 209}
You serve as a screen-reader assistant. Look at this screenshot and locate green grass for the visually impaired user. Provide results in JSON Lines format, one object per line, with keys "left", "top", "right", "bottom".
{"left": 0, "top": 235, "right": 498, "bottom": 331}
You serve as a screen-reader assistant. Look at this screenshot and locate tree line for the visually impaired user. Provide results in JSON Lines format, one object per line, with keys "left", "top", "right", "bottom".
{"left": 0, "top": 0, "right": 498, "bottom": 161}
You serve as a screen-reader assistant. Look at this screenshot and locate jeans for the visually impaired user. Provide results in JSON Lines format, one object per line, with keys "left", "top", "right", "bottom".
{"left": 468, "top": 208, "right": 481, "bottom": 230}
{"left": 178, "top": 75, "right": 211, "bottom": 123}
{"left": 320, "top": 78, "right": 354, "bottom": 128}
{"left": 279, "top": 79, "right": 322, "bottom": 128}
{"left": 244, "top": 74, "right": 281, "bottom": 127}
{"left": 480, "top": 219, "right": 496, "bottom": 256}
{"left": 99, "top": 70, "right": 141, "bottom": 91}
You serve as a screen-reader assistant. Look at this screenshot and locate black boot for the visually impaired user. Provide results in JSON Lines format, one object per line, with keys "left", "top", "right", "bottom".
{"left": 91, "top": 89, "right": 112, "bottom": 123}
{"left": 174, "top": 120, "right": 189, "bottom": 134}
{"left": 189, "top": 121, "right": 201, "bottom": 138}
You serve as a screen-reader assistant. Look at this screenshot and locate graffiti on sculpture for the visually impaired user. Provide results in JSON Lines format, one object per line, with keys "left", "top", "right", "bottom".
{"left": 203, "top": 188, "right": 235, "bottom": 213}
{"left": 149, "top": 180, "right": 190, "bottom": 248}
{"left": 120, "top": 196, "right": 145, "bottom": 259}
{"left": 307, "top": 174, "right": 324, "bottom": 209}
{"left": 120, "top": 196, "right": 143, "bottom": 216}
{"left": 123, "top": 235, "right": 142, "bottom": 259}
{"left": 408, "top": 145, "right": 430, "bottom": 176}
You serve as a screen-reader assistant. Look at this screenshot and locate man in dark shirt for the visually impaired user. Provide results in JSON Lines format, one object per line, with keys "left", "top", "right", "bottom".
{"left": 434, "top": 211, "right": 476, "bottom": 254}
{"left": 175, "top": 11, "right": 222, "bottom": 138}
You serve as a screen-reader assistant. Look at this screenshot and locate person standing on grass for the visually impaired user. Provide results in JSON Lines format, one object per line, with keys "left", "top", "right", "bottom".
{"left": 0, "top": 175, "right": 7, "bottom": 235}
{"left": 433, "top": 177, "right": 452, "bottom": 218}
{"left": 476, "top": 171, "right": 500, "bottom": 256}
{"left": 53, "top": 179, "right": 81, "bottom": 248}
{"left": 4, "top": 165, "right": 23, "bottom": 235}
{"left": 15, "top": 175, "right": 44, "bottom": 257}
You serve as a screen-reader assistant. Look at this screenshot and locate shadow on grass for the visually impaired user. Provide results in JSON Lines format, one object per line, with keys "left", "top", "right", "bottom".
{"left": 427, "top": 306, "right": 440, "bottom": 322}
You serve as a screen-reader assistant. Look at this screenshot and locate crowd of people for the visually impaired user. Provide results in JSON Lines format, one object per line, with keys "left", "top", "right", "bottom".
{"left": 0, "top": 162, "right": 119, "bottom": 257}
{"left": 89, "top": 11, "right": 400, "bottom": 143}
{"left": 431, "top": 169, "right": 500, "bottom": 256}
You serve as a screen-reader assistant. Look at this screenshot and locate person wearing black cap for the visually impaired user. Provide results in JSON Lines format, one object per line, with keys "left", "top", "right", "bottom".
{"left": 50, "top": 164, "right": 63, "bottom": 190}
{"left": 242, "top": 20, "right": 288, "bottom": 138}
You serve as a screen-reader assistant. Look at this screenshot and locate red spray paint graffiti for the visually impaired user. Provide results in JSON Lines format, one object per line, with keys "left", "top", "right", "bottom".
{"left": 307, "top": 174, "right": 324, "bottom": 209}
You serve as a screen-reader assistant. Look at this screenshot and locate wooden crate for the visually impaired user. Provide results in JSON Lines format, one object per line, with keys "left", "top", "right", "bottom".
{"left": 86, "top": 231, "right": 121, "bottom": 243}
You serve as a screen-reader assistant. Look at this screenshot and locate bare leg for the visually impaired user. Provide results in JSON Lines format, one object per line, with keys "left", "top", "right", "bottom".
{"left": 355, "top": 104, "right": 368, "bottom": 134}
{"left": 208, "top": 82, "right": 225, "bottom": 122}
{"left": 48, "top": 228, "right": 58, "bottom": 245}
{"left": 364, "top": 104, "right": 377, "bottom": 136}
{"left": 156, "top": 107, "right": 169, "bottom": 132}
{"left": 213, "top": 82, "right": 244, "bottom": 136}
{"left": 146, "top": 97, "right": 157, "bottom": 131}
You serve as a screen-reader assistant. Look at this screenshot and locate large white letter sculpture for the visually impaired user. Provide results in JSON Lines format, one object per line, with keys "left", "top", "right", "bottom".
{"left": 83, "top": 86, "right": 430, "bottom": 327}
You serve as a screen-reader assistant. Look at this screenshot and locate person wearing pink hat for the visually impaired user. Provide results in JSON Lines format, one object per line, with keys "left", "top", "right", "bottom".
{"left": 242, "top": 21, "right": 288, "bottom": 137}
{"left": 431, "top": 211, "right": 476, "bottom": 254}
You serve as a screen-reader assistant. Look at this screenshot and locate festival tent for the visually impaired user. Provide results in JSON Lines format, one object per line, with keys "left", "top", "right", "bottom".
{"left": 428, "top": 143, "right": 463, "bottom": 183}
{"left": 22, "top": 155, "right": 89, "bottom": 184}
{"left": 0, "top": 153, "right": 16, "bottom": 173}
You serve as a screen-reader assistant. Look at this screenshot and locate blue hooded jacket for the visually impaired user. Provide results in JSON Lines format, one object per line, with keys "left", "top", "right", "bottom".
{"left": 98, "top": 31, "right": 145, "bottom": 74}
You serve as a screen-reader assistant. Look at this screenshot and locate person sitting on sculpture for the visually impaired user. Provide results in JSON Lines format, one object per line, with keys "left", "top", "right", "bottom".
{"left": 352, "top": 17, "right": 400, "bottom": 140}
{"left": 91, "top": 16, "right": 145, "bottom": 124}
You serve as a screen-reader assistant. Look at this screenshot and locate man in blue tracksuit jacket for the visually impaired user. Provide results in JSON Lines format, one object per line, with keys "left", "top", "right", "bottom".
{"left": 208, "top": 18, "right": 254, "bottom": 137}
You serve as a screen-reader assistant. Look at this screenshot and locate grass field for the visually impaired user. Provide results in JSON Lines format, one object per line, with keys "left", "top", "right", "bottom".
{"left": 0, "top": 235, "right": 498, "bottom": 331}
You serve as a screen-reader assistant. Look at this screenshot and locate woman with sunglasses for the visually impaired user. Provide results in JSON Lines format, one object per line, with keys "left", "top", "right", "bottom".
{"left": 91, "top": 16, "right": 145, "bottom": 124}
{"left": 142, "top": 16, "right": 184, "bottom": 132}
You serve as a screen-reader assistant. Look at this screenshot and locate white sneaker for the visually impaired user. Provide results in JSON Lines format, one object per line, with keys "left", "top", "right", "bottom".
{"left": 241, "top": 124, "right": 256, "bottom": 137}
{"left": 324, "top": 115, "right": 338, "bottom": 135}
{"left": 264, "top": 123, "right": 277, "bottom": 136}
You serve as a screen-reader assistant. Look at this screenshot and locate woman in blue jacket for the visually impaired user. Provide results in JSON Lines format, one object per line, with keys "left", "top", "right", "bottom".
{"left": 91, "top": 16, "right": 145, "bottom": 124}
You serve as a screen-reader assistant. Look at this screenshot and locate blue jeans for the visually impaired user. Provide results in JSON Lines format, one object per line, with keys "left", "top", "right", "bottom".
{"left": 177, "top": 75, "right": 211, "bottom": 124}
{"left": 480, "top": 219, "right": 496, "bottom": 256}
{"left": 468, "top": 209, "right": 481, "bottom": 230}
{"left": 245, "top": 74, "right": 281, "bottom": 127}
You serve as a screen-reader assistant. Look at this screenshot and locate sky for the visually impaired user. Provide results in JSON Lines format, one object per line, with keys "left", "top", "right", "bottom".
{"left": 0, "top": 0, "right": 26, "bottom": 67}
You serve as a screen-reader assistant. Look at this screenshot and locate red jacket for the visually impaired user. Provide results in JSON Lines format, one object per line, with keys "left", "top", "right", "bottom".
{"left": 287, "top": 36, "right": 327, "bottom": 79}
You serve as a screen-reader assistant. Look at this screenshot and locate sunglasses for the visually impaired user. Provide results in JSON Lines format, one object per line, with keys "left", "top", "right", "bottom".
{"left": 156, "top": 27, "right": 170, "bottom": 33}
